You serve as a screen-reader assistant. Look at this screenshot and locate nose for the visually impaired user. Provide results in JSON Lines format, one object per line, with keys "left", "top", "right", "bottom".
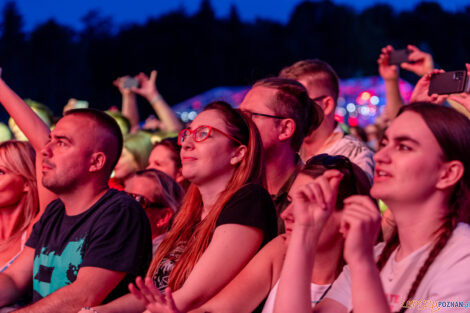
{"left": 373, "top": 144, "right": 390, "bottom": 164}
{"left": 41, "top": 141, "right": 53, "bottom": 158}
{"left": 280, "top": 203, "right": 294, "bottom": 223}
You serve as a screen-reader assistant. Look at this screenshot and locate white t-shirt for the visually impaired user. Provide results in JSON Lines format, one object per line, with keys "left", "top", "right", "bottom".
{"left": 326, "top": 223, "right": 470, "bottom": 312}
{"left": 320, "top": 126, "right": 375, "bottom": 183}
{"left": 261, "top": 279, "right": 331, "bottom": 313}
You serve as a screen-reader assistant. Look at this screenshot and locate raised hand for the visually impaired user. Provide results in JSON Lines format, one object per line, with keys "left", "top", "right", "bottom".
{"left": 409, "top": 69, "right": 448, "bottom": 105}
{"left": 132, "top": 70, "right": 159, "bottom": 101}
{"left": 113, "top": 75, "right": 134, "bottom": 96}
{"left": 378, "top": 45, "right": 399, "bottom": 81}
{"left": 448, "top": 63, "right": 470, "bottom": 114}
{"left": 401, "top": 44, "right": 434, "bottom": 77}
{"left": 291, "top": 170, "right": 343, "bottom": 235}
{"left": 341, "top": 195, "right": 381, "bottom": 264}
{"left": 129, "top": 276, "right": 181, "bottom": 313}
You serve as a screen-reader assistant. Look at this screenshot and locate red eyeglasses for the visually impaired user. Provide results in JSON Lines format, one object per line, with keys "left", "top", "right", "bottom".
{"left": 177, "top": 125, "right": 242, "bottom": 146}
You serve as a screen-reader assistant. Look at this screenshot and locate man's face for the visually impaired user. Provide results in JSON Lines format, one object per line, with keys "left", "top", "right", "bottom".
{"left": 41, "top": 115, "right": 95, "bottom": 194}
{"left": 240, "top": 86, "right": 281, "bottom": 150}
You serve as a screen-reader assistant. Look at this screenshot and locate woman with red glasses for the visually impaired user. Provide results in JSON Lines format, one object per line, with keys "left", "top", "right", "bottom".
{"left": 85, "top": 101, "right": 277, "bottom": 313}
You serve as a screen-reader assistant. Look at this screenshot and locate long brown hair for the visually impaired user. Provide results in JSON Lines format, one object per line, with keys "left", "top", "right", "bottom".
{"left": 375, "top": 103, "right": 470, "bottom": 313}
{"left": 147, "top": 101, "right": 264, "bottom": 290}
{"left": 0, "top": 140, "right": 38, "bottom": 250}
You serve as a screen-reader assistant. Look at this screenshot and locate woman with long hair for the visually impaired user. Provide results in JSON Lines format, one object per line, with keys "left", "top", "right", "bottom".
{"left": 275, "top": 102, "right": 470, "bottom": 313}
{"left": 86, "top": 101, "right": 277, "bottom": 313}
{"left": 0, "top": 141, "right": 39, "bottom": 272}
{"left": 132, "top": 154, "right": 371, "bottom": 313}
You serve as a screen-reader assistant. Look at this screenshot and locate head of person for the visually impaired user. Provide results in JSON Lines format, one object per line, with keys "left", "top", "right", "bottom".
{"left": 41, "top": 109, "right": 123, "bottom": 194}
{"left": 114, "top": 131, "right": 153, "bottom": 183}
{"left": 279, "top": 59, "right": 339, "bottom": 123}
{"left": 148, "top": 101, "right": 263, "bottom": 289}
{"left": 374, "top": 103, "right": 470, "bottom": 310}
{"left": 281, "top": 154, "right": 371, "bottom": 251}
{"left": 147, "top": 138, "right": 184, "bottom": 184}
{"left": 9, "top": 99, "right": 53, "bottom": 141}
{"left": 105, "top": 110, "right": 131, "bottom": 137}
{"left": 240, "top": 77, "right": 323, "bottom": 153}
{"left": 0, "top": 140, "right": 38, "bottom": 243}
{"left": 125, "top": 169, "right": 184, "bottom": 236}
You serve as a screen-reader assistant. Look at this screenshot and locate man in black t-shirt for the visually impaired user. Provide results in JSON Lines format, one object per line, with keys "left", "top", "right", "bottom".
{"left": 0, "top": 109, "right": 152, "bottom": 312}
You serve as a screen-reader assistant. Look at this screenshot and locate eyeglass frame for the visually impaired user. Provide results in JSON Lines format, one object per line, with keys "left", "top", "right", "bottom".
{"left": 177, "top": 125, "right": 243, "bottom": 146}
{"left": 241, "top": 109, "right": 289, "bottom": 120}
{"left": 127, "top": 192, "right": 163, "bottom": 210}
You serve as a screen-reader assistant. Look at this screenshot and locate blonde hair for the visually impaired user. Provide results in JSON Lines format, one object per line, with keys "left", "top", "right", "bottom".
{"left": 0, "top": 140, "right": 38, "bottom": 249}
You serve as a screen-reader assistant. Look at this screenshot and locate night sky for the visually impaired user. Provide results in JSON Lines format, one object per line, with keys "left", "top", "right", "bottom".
{"left": 10, "top": 0, "right": 470, "bottom": 31}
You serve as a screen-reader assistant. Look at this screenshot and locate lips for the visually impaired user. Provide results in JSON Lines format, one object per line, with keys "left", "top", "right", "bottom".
{"left": 181, "top": 156, "right": 197, "bottom": 162}
{"left": 42, "top": 160, "right": 54, "bottom": 171}
{"left": 374, "top": 167, "right": 392, "bottom": 181}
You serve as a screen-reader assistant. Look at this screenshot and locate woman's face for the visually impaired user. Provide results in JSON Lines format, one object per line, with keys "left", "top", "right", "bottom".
{"left": 0, "top": 161, "right": 27, "bottom": 209}
{"left": 180, "top": 110, "right": 241, "bottom": 186}
{"left": 372, "top": 111, "right": 445, "bottom": 203}
{"left": 114, "top": 147, "right": 139, "bottom": 181}
{"left": 281, "top": 173, "right": 342, "bottom": 248}
{"left": 147, "top": 145, "right": 179, "bottom": 180}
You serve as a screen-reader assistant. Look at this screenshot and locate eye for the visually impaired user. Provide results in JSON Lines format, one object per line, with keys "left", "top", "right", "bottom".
{"left": 398, "top": 144, "right": 411, "bottom": 151}
{"left": 378, "top": 139, "right": 388, "bottom": 149}
{"left": 0, "top": 169, "right": 5, "bottom": 175}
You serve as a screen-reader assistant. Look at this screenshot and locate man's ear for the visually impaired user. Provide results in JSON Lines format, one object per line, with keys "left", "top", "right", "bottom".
{"left": 322, "top": 96, "right": 336, "bottom": 116}
{"left": 436, "top": 160, "right": 464, "bottom": 190}
{"left": 278, "top": 118, "right": 296, "bottom": 142}
{"left": 156, "top": 208, "right": 174, "bottom": 227}
{"left": 230, "top": 145, "right": 248, "bottom": 165}
{"left": 89, "top": 152, "right": 107, "bottom": 172}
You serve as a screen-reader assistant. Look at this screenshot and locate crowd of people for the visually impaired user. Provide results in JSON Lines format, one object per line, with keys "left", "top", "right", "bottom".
{"left": 0, "top": 44, "right": 468, "bottom": 313}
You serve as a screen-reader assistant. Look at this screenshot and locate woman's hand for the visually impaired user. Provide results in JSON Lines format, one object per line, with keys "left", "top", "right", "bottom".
{"left": 409, "top": 69, "right": 448, "bottom": 105}
{"left": 132, "top": 70, "right": 159, "bottom": 101}
{"left": 401, "top": 44, "right": 434, "bottom": 77}
{"left": 129, "top": 277, "right": 181, "bottom": 313}
{"left": 113, "top": 76, "right": 134, "bottom": 96}
{"left": 341, "top": 195, "right": 381, "bottom": 265}
{"left": 291, "top": 170, "right": 343, "bottom": 236}
{"left": 378, "top": 45, "right": 399, "bottom": 81}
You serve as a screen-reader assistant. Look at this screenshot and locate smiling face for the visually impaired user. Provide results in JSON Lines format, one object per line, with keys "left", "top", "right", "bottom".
{"left": 371, "top": 111, "right": 445, "bottom": 203}
{"left": 180, "top": 109, "right": 241, "bottom": 186}
{"left": 41, "top": 115, "right": 96, "bottom": 194}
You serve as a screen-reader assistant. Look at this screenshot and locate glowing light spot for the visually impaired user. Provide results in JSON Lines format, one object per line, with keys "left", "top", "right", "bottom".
{"left": 188, "top": 111, "right": 197, "bottom": 120}
{"left": 360, "top": 91, "right": 371, "bottom": 101}
{"left": 370, "top": 96, "right": 379, "bottom": 105}
{"left": 346, "top": 103, "right": 356, "bottom": 113}
{"left": 336, "top": 107, "right": 347, "bottom": 116}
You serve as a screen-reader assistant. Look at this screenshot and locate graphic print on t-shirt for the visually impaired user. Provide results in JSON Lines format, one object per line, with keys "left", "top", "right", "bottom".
{"left": 32, "top": 238, "right": 85, "bottom": 299}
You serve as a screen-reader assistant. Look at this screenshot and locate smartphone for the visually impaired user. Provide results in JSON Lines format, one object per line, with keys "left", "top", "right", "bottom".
{"left": 428, "top": 71, "right": 469, "bottom": 95}
{"left": 122, "top": 77, "right": 139, "bottom": 89}
{"left": 389, "top": 49, "right": 411, "bottom": 66}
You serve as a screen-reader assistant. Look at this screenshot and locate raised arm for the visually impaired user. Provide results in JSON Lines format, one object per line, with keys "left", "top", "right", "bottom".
{"left": 132, "top": 70, "right": 182, "bottom": 132}
{"left": 274, "top": 170, "right": 343, "bottom": 313}
{"left": 377, "top": 45, "right": 405, "bottom": 122}
{"left": 0, "top": 73, "right": 50, "bottom": 151}
{"left": 400, "top": 44, "right": 434, "bottom": 77}
{"left": 113, "top": 76, "right": 139, "bottom": 129}
{"left": 0, "top": 71, "right": 56, "bottom": 214}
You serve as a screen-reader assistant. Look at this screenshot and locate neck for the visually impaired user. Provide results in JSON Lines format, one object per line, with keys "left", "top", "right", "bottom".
{"left": 300, "top": 117, "right": 337, "bottom": 161}
{"left": 311, "top": 236, "right": 343, "bottom": 285}
{"left": 265, "top": 147, "right": 297, "bottom": 195}
{"left": 59, "top": 181, "right": 109, "bottom": 216}
{"left": 197, "top": 170, "right": 234, "bottom": 220}
{"left": 387, "top": 194, "right": 448, "bottom": 261}
{"left": 0, "top": 203, "right": 24, "bottom": 241}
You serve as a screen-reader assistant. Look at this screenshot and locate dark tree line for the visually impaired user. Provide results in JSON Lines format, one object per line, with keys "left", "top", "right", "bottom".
{"left": 0, "top": 0, "right": 469, "bottom": 120}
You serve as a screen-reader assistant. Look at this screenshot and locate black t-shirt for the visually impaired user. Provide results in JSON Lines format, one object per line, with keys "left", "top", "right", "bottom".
{"left": 26, "top": 189, "right": 152, "bottom": 303}
{"left": 153, "top": 183, "right": 277, "bottom": 291}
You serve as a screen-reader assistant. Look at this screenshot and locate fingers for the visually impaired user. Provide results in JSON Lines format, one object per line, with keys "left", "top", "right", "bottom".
{"left": 150, "top": 70, "right": 158, "bottom": 83}
{"left": 165, "top": 288, "right": 179, "bottom": 311}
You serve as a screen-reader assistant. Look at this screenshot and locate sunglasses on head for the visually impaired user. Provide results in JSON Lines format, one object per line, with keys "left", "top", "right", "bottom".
{"left": 306, "top": 154, "right": 358, "bottom": 195}
{"left": 177, "top": 125, "right": 242, "bottom": 146}
{"left": 127, "top": 192, "right": 162, "bottom": 210}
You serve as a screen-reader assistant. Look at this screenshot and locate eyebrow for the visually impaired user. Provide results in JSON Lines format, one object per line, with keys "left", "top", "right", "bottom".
{"left": 383, "top": 133, "right": 420, "bottom": 146}
{"left": 51, "top": 134, "right": 73, "bottom": 144}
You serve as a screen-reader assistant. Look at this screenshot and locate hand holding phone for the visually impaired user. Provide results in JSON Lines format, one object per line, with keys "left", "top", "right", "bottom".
{"left": 122, "top": 77, "right": 140, "bottom": 89}
{"left": 389, "top": 49, "right": 412, "bottom": 66}
{"left": 428, "top": 71, "right": 469, "bottom": 95}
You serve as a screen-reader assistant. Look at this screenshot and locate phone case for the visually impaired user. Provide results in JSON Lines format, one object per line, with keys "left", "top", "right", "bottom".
{"left": 389, "top": 49, "right": 411, "bottom": 65}
{"left": 428, "top": 71, "right": 467, "bottom": 95}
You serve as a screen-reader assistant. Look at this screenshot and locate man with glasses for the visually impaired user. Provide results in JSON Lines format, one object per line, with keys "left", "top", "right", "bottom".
{"left": 240, "top": 77, "right": 323, "bottom": 232}
{"left": 279, "top": 59, "right": 375, "bottom": 182}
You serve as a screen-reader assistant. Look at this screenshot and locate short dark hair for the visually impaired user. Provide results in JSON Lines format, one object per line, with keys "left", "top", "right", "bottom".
{"left": 279, "top": 59, "right": 340, "bottom": 102}
{"left": 253, "top": 77, "right": 324, "bottom": 151}
{"left": 65, "top": 108, "right": 123, "bottom": 177}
